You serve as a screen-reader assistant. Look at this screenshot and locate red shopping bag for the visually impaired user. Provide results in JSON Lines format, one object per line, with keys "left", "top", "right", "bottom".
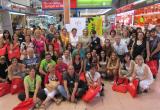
{"left": 13, "top": 98, "right": 34, "bottom": 110}
{"left": 0, "top": 82, "right": 11, "bottom": 97}
{"left": 82, "top": 86, "right": 101, "bottom": 102}
{"left": 127, "top": 79, "right": 139, "bottom": 97}
{"left": 11, "top": 78, "right": 24, "bottom": 94}
{"left": 112, "top": 78, "right": 129, "bottom": 93}
{"left": 79, "top": 72, "right": 86, "bottom": 82}
{"left": 146, "top": 60, "right": 158, "bottom": 76}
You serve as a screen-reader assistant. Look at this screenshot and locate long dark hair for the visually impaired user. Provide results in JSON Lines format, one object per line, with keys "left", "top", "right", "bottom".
{"left": 85, "top": 51, "right": 92, "bottom": 63}
{"left": 135, "top": 32, "right": 146, "bottom": 44}
{"left": 3, "top": 30, "right": 12, "bottom": 42}
{"left": 72, "top": 53, "right": 81, "bottom": 64}
{"left": 99, "top": 50, "right": 106, "bottom": 61}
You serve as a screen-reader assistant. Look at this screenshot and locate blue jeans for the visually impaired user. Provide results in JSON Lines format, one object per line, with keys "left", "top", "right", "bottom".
{"left": 57, "top": 85, "right": 67, "bottom": 99}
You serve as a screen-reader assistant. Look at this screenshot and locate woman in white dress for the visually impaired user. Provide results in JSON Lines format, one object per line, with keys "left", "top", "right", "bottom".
{"left": 132, "top": 55, "right": 154, "bottom": 92}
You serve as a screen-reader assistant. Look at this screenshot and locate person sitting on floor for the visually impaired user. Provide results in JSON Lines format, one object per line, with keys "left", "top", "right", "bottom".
{"left": 7, "top": 58, "right": 26, "bottom": 81}
{"left": 63, "top": 65, "right": 87, "bottom": 102}
{"left": 86, "top": 64, "right": 104, "bottom": 96}
{"left": 106, "top": 52, "right": 120, "bottom": 80}
{"left": 97, "top": 50, "right": 108, "bottom": 78}
{"left": 42, "top": 64, "right": 64, "bottom": 107}
{"left": 0, "top": 56, "right": 8, "bottom": 82}
{"left": 119, "top": 52, "right": 135, "bottom": 80}
{"left": 132, "top": 55, "right": 154, "bottom": 93}
{"left": 18, "top": 67, "right": 42, "bottom": 102}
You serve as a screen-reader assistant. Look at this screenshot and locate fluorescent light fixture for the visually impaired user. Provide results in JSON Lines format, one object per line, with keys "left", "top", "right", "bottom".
{"left": 100, "top": 9, "right": 111, "bottom": 14}
{"left": 9, "top": 12, "right": 25, "bottom": 15}
{"left": 81, "top": 9, "right": 111, "bottom": 16}
{"left": 134, "top": 0, "right": 146, "bottom": 5}
{"left": 38, "top": 15, "right": 53, "bottom": 17}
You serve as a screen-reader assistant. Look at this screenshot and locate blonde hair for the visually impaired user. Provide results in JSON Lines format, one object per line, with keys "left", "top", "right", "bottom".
{"left": 135, "top": 55, "right": 144, "bottom": 63}
{"left": 34, "top": 29, "right": 41, "bottom": 37}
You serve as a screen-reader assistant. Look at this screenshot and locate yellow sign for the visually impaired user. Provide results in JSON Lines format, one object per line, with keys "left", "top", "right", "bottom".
{"left": 87, "top": 16, "right": 103, "bottom": 36}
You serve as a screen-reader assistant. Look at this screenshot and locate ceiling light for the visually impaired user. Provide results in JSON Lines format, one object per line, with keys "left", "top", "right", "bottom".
{"left": 9, "top": 12, "right": 26, "bottom": 15}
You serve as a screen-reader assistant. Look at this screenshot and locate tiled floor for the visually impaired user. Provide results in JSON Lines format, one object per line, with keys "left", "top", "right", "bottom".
{"left": 1, "top": 72, "right": 160, "bottom": 110}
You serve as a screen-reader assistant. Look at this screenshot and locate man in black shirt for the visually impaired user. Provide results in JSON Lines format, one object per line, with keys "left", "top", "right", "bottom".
{"left": 63, "top": 65, "right": 79, "bottom": 102}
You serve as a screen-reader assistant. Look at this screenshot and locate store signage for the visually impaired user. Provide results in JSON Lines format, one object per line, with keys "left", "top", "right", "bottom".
{"left": 116, "top": 3, "right": 134, "bottom": 13}
{"left": 42, "top": 0, "right": 77, "bottom": 10}
{"left": 77, "top": 0, "right": 112, "bottom": 8}
{"left": 42, "top": 0, "right": 63, "bottom": 9}
{"left": 11, "top": 4, "right": 28, "bottom": 13}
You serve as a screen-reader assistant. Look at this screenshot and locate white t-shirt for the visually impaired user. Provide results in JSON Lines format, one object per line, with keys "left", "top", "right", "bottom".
{"left": 69, "top": 34, "right": 79, "bottom": 47}
{"left": 86, "top": 71, "right": 101, "bottom": 82}
{"left": 62, "top": 55, "right": 72, "bottom": 65}
{"left": 113, "top": 41, "right": 128, "bottom": 55}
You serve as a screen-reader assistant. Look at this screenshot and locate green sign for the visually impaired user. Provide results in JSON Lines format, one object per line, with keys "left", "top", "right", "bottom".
{"left": 77, "top": 0, "right": 112, "bottom": 8}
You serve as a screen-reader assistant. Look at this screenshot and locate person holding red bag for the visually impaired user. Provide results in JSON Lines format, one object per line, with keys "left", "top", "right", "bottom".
{"left": 18, "top": 67, "right": 42, "bottom": 102}
{"left": 132, "top": 55, "right": 154, "bottom": 93}
{"left": 63, "top": 65, "right": 87, "bottom": 102}
{"left": 119, "top": 52, "right": 135, "bottom": 80}
{"left": 85, "top": 64, "right": 104, "bottom": 97}
{"left": 146, "top": 28, "right": 160, "bottom": 77}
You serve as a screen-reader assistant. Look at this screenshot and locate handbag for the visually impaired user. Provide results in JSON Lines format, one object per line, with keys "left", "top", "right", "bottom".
{"left": 13, "top": 98, "right": 35, "bottom": 110}
{"left": 146, "top": 60, "right": 158, "bottom": 76}
{"left": 0, "top": 82, "right": 11, "bottom": 97}
{"left": 79, "top": 72, "right": 86, "bottom": 82}
{"left": 112, "top": 78, "right": 129, "bottom": 93}
{"left": 11, "top": 78, "right": 24, "bottom": 94}
{"left": 127, "top": 79, "right": 139, "bottom": 97}
{"left": 82, "top": 86, "right": 101, "bottom": 102}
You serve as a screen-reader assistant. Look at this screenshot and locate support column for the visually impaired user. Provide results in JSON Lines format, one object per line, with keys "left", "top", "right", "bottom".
{"left": 63, "top": 0, "right": 70, "bottom": 24}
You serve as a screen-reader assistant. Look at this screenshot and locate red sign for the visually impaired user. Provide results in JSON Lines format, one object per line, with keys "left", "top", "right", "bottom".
{"left": 42, "top": 0, "right": 77, "bottom": 10}
{"left": 116, "top": 3, "right": 134, "bottom": 13}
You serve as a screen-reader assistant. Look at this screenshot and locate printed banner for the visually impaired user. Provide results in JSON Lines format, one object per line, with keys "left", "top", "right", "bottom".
{"left": 65, "top": 17, "right": 86, "bottom": 36}
{"left": 87, "top": 16, "right": 103, "bottom": 36}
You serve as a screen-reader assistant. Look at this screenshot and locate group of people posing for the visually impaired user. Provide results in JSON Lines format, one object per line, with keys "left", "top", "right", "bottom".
{"left": 0, "top": 23, "right": 160, "bottom": 107}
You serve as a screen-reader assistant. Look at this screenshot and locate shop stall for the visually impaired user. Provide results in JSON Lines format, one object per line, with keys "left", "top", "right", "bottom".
{"left": 134, "top": 3, "right": 160, "bottom": 26}
{"left": 116, "top": 10, "right": 134, "bottom": 26}
{"left": 26, "top": 15, "right": 56, "bottom": 29}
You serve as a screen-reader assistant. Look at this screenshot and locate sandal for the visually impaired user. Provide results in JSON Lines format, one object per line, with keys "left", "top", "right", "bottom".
{"left": 54, "top": 98, "right": 62, "bottom": 105}
{"left": 40, "top": 103, "right": 46, "bottom": 108}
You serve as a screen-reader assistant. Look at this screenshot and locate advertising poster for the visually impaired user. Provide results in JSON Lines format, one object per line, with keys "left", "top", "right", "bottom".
{"left": 87, "top": 16, "right": 103, "bottom": 36}
{"left": 65, "top": 17, "right": 86, "bottom": 36}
